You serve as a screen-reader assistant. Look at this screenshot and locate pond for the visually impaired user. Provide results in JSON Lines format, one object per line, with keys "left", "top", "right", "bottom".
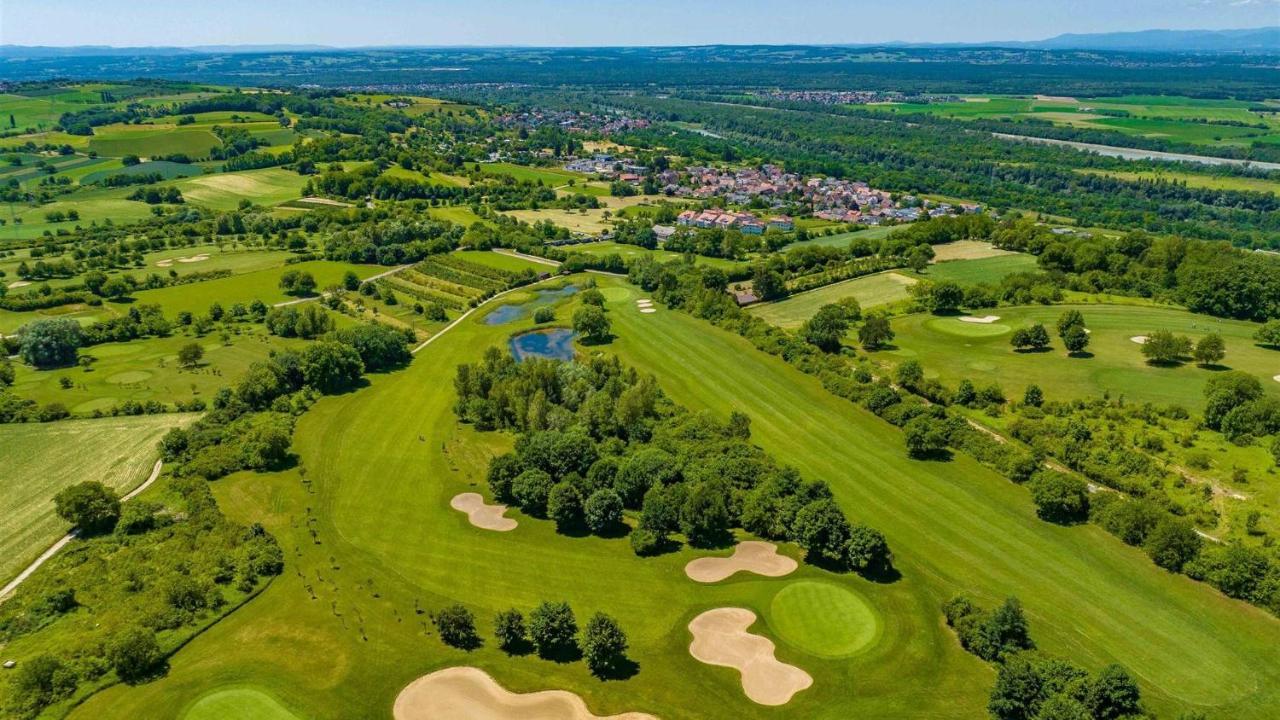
{"left": 509, "top": 328, "right": 576, "bottom": 362}
{"left": 483, "top": 284, "right": 578, "bottom": 325}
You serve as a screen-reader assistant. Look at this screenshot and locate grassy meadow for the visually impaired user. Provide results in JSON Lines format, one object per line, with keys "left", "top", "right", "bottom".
{"left": 0, "top": 414, "right": 195, "bottom": 583}
{"left": 748, "top": 271, "right": 919, "bottom": 329}
{"left": 129, "top": 260, "right": 384, "bottom": 316}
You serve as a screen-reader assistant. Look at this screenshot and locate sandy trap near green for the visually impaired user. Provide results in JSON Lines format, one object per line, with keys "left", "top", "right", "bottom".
{"left": 393, "top": 667, "right": 658, "bottom": 720}
{"left": 684, "top": 541, "right": 797, "bottom": 583}
{"left": 688, "top": 608, "right": 813, "bottom": 706}
{"left": 450, "top": 492, "right": 517, "bottom": 531}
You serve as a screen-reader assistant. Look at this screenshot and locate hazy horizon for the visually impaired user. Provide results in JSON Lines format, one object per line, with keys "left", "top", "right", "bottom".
{"left": 3, "top": 0, "right": 1278, "bottom": 49}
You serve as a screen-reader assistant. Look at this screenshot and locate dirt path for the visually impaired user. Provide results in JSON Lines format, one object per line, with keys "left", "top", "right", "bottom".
{"left": 0, "top": 460, "right": 163, "bottom": 602}
{"left": 493, "top": 248, "right": 562, "bottom": 267}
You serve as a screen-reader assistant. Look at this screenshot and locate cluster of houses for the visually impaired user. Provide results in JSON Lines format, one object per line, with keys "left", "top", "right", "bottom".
{"left": 563, "top": 154, "right": 648, "bottom": 179}
{"left": 495, "top": 109, "right": 650, "bottom": 134}
{"left": 675, "top": 209, "right": 793, "bottom": 235}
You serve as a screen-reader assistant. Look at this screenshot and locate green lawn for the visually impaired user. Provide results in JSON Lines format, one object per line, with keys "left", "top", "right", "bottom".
{"left": 427, "top": 205, "right": 491, "bottom": 227}
{"left": 2, "top": 186, "right": 155, "bottom": 240}
{"left": 785, "top": 225, "right": 895, "bottom": 251}
{"left": 64, "top": 276, "right": 1280, "bottom": 720}
{"left": 479, "top": 162, "right": 586, "bottom": 186}
{"left": 129, "top": 260, "right": 385, "bottom": 316}
{"left": 766, "top": 582, "right": 881, "bottom": 659}
{"left": 182, "top": 687, "right": 303, "bottom": 720}
{"left": 453, "top": 250, "right": 554, "bottom": 274}
{"left": 571, "top": 241, "right": 747, "bottom": 272}
{"left": 883, "top": 304, "right": 1280, "bottom": 410}
{"left": 0, "top": 414, "right": 195, "bottom": 584}
{"left": 748, "top": 271, "right": 918, "bottom": 329}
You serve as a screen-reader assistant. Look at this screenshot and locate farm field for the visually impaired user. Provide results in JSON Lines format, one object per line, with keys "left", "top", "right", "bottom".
{"left": 63, "top": 276, "right": 1280, "bottom": 720}
{"left": 867, "top": 94, "right": 1280, "bottom": 147}
{"left": 129, "top": 260, "right": 385, "bottom": 316}
{"left": 0, "top": 414, "right": 195, "bottom": 583}
{"left": 786, "top": 225, "right": 895, "bottom": 250}
{"left": 427, "top": 205, "right": 491, "bottom": 227}
{"left": 88, "top": 126, "right": 223, "bottom": 159}
{"left": 173, "top": 168, "right": 310, "bottom": 210}
{"left": 479, "top": 162, "right": 585, "bottom": 186}
{"left": 882, "top": 303, "right": 1280, "bottom": 410}
{"left": 1075, "top": 167, "right": 1280, "bottom": 195}
{"left": 503, "top": 208, "right": 613, "bottom": 235}
{"left": 748, "top": 271, "right": 918, "bottom": 328}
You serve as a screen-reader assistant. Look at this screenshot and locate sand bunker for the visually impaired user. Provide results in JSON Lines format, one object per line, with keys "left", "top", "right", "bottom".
{"left": 393, "top": 667, "right": 657, "bottom": 720}
{"left": 959, "top": 315, "right": 1001, "bottom": 324}
{"left": 1273, "top": 375, "right": 1280, "bottom": 384}
{"left": 688, "top": 608, "right": 812, "bottom": 706}
{"left": 450, "top": 493, "right": 517, "bottom": 532}
{"left": 639, "top": 308, "right": 657, "bottom": 314}
{"left": 155, "top": 259, "right": 174, "bottom": 267}
{"left": 7, "top": 281, "right": 30, "bottom": 289}
{"left": 685, "top": 541, "right": 797, "bottom": 583}
{"left": 177, "top": 254, "right": 210, "bottom": 264}
{"left": 1131, "top": 336, "right": 1149, "bottom": 344}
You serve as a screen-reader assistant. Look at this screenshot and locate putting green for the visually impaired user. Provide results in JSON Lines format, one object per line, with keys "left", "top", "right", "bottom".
{"left": 923, "top": 317, "right": 1011, "bottom": 338}
{"left": 601, "top": 286, "right": 633, "bottom": 301}
{"left": 767, "top": 581, "right": 881, "bottom": 659}
{"left": 182, "top": 687, "right": 302, "bottom": 720}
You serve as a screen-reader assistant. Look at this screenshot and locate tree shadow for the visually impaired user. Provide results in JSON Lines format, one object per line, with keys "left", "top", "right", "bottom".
{"left": 908, "top": 448, "right": 954, "bottom": 462}
{"left": 1012, "top": 347, "right": 1052, "bottom": 355}
{"left": 1065, "top": 351, "right": 1094, "bottom": 359}
{"left": 538, "top": 643, "right": 583, "bottom": 664}
{"left": 932, "top": 308, "right": 963, "bottom": 317}
{"left": 633, "top": 535, "right": 683, "bottom": 558}
{"left": 686, "top": 528, "right": 736, "bottom": 550}
{"left": 594, "top": 522, "right": 631, "bottom": 540}
{"left": 499, "top": 638, "right": 536, "bottom": 657}
{"left": 1198, "top": 363, "right": 1232, "bottom": 372}
{"left": 594, "top": 656, "right": 640, "bottom": 681}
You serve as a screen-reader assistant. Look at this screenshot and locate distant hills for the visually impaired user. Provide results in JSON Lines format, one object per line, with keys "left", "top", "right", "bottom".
{"left": 1012, "top": 27, "right": 1280, "bottom": 52}
{"left": 1, "top": 27, "right": 1277, "bottom": 58}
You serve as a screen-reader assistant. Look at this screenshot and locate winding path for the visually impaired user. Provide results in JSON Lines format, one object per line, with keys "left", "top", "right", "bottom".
{"left": 0, "top": 460, "right": 164, "bottom": 602}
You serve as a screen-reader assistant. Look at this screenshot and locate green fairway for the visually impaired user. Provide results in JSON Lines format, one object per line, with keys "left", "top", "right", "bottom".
{"left": 182, "top": 687, "right": 303, "bottom": 720}
{"left": 913, "top": 253, "right": 1039, "bottom": 285}
{"left": 427, "top": 205, "right": 492, "bottom": 226}
{"left": 129, "top": 260, "right": 383, "bottom": 316}
{"left": 884, "top": 303, "right": 1280, "bottom": 409}
{"left": 10, "top": 329, "right": 304, "bottom": 416}
{"left": 0, "top": 414, "right": 194, "bottom": 583}
{"left": 747, "top": 271, "right": 918, "bottom": 329}
{"left": 64, "top": 276, "right": 1280, "bottom": 720}
{"left": 767, "top": 582, "right": 881, "bottom": 659}
{"left": 174, "top": 168, "right": 310, "bottom": 210}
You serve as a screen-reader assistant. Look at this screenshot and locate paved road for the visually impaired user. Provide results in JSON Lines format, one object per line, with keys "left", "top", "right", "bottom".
{"left": 0, "top": 460, "right": 164, "bottom": 602}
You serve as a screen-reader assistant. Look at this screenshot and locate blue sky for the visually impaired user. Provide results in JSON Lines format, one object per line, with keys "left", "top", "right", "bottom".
{"left": 3, "top": 0, "right": 1277, "bottom": 47}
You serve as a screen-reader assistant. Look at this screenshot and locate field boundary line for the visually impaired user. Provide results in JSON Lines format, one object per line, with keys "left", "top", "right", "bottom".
{"left": 0, "top": 460, "right": 164, "bottom": 602}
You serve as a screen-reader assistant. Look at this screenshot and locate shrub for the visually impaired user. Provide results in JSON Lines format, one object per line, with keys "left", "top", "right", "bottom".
{"left": 432, "top": 604, "right": 480, "bottom": 649}
{"left": 107, "top": 626, "right": 163, "bottom": 683}
{"left": 584, "top": 489, "right": 624, "bottom": 534}
{"left": 494, "top": 609, "right": 528, "bottom": 653}
{"left": 528, "top": 601, "right": 578, "bottom": 658}
{"left": 583, "top": 612, "right": 629, "bottom": 677}
{"left": 1027, "top": 472, "right": 1088, "bottom": 523}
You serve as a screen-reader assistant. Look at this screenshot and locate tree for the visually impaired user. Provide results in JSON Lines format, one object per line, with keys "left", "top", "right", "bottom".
{"left": 984, "top": 597, "right": 1034, "bottom": 661}
{"left": 107, "top": 627, "right": 163, "bottom": 683}
{"left": 1085, "top": 665, "right": 1142, "bottom": 720}
{"left": 903, "top": 416, "right": 949, "bottom": 458}
{"left": 751, "top": 265, "right": 786, "bottom": 301}
{"left": 300, "top": 341, "right": 364, "bottom": 393}
{"left": 494, "top": 609, "right": 528, "bottom": 653}
{"left": 1023, "top": 384, "right": 1043, "bottom": 407}
{"left": 1254, "top": 320, "right": 1280, "bottom": 348}
{"left": 547, "top": 481, "right": 583, "bottom": 531}
{"left": 100, "top": 276, "right": 132, "bottom": 300}
{"left": 679, "top": 482, "right": 731, "bottom": 547}
{"left": 1143, "top": 517, "right": 1202, "bottom": 572}
{"left": 928, "top": 281, "right": 964, "bottom": 313}
{"left": 177, "top": 342, "right": 204, "bottom": 369}
{"left": 1141, "top": 330, "right": 1192, "bottom": 364}
{"left": 1193, "top": 333, "right": 1225, "bottom": 367}
{"left": 330, "top": 324, "right": 411, "bottom": 371}
{"left": 1010, "top": 324, "right": 1050, "bottom": 351}
{"left": 533, "top": 307, "right": 555, "bottom": 323}
{"left": 580, "top": 288, "right": 605, "bottom": 307}
{"left": 844, "top": 524, "right": 891, "bottom": 573}
{"left": 573, "top": 306, "right": 611, "bottom": 344}
{"left": 801, "top": 304, "right": 849, "bottom": 353}
{"left": 19, "top": 318, "right": 82, "bottom": 368}
{"left": 1056, "top": 309, "right": 1085, "bottom": 337}
{"left": 1061, "top": 324, "right": 1090, "bottom": 355}
{"left": 83, "top": 270, "right": 108, "bottom": 295}
{"left": 584, "top": 488, "right": 623, "bottom": 534}
{"left": 432, "top": 604, "right": 480, "bottom": 649}
{"left": 342, "top": 270, "right": 360, "bottom": 291}
{"left": 793, "top": 498, "right": 852, "bottom": 564}
{"left": 954, "top": 379, "right": 977, "bottom": 406}
{"left": 528, "top": 601, "right": 578, "bottom": 658}
{"left": 279, "top": 269, "right": 317, "bottom": 296}
{"left": 512, "top": 469, "right": 554, "bottom": 515}
{"left": 583, "top": 613, "right": 629, "bottom": 678}
{"left": 53, "top": 481, "right": 120, "bottom": 535}
{"left": 858, "top": 315, "right": 894, "bottom": 350}
{"left": 10, "top": 654, "right": 77, "bottom": 716}
{"left": 1203, "top": 371, "right": 1263, "bottom": 430}
{"left": 1027, "top": 473, "right": 1088, "bottom": 523}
